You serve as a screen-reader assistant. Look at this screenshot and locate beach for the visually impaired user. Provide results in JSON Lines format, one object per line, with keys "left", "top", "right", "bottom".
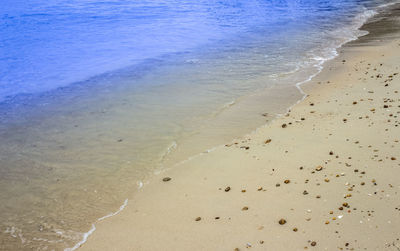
{"left": 77, "top": 8, "right": 400, "bottom": 251}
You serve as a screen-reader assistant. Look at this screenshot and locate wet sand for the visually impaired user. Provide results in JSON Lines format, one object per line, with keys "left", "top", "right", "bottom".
{"left": 78, "top": 11, "right": 400, "bottom": 251}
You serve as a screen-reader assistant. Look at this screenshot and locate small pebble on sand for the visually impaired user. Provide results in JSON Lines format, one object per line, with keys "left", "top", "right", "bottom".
{"left": 195, "top": 217, "right": 201, "bottom": 221}
{"left": 279, "top": 219, "right": 287, "bottom": 225}
{"left": 162, "top": 177, "right": 171, "bottom": 182}
{"left": 225, "top": 186, "right": 231, "bottom": 192}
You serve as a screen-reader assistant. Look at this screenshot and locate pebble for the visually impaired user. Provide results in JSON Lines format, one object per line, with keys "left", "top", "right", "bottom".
{"left": 195, "top": 217, "right": 201, "bottom": 221}
{"left": 265, "top": 139, "right": 272, "bottom": 144}
{"left": 282, "top": 123, "right": 287, "bottom": 128}
{"left": 279, "top": 219, "right": 287, "bottom": 225}
{"left": 242, "top": 206, "right": 249, "bottom": 211}
{"left": 162, "top": 177, "right": 171, "bottom": 182}
{"left": 315, "top": 166, "right": 323, "bottom": 171}
{"left": 225, "top": 186, "right": 231, "bottom": 192}
{"left": 311, "top": 241, "right": 317, "bottom": 247}
{"left": 284, "top": 179, "right": 290, "bottom": 184}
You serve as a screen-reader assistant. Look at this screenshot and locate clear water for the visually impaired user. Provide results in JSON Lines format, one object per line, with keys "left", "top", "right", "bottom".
{"left": 0, "top": 0, "right": 396, "bottom": 250}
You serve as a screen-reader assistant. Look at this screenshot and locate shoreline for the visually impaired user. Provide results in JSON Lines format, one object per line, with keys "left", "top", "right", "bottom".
{"left": 75, "top": 4, "right": 400, "bottom": 251}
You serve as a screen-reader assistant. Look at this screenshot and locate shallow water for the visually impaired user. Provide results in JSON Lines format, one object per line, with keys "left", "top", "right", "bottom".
{"left": 0, "top": 0, "right": 397, "bottom": 250}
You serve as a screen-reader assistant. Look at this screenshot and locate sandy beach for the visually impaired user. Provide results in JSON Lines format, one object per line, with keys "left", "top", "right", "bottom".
{"left": 77, "top": 10, "right": 400, "bottom": 251}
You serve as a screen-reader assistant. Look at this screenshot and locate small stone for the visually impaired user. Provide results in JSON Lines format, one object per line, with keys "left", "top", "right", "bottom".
{"left": 325, "top": 220, "right": 330, "bottom": 225}
{"left": 311, "top": 241, "right": 317, "bottom": 247}
{"left": 225, "top": 186, "right": 231, "bottom": 192}
{"left": 265, "top": 139, "right": 272, "bottom": 144}
{"left": 279, "top": 219, "right": 287, "bottom": 225}
{"left": 284, "top": 179, "right": 290, "bottom": 184}
{"left": 303, "top": 190, "right": 309, "bottom": 195}
{"left": 276, "top": 183, "right": 281, "bottom": 187}
{"left": 257, "top": 187, "right": 263, "bottom": 191}
{"left": 241, "top": 189, "right": 246, "bottom": 193}
{"left": 324, "top": 178, "right": 330, "bottom": 182}
{"left": 391, "top": 157, "right": 397, "bottom": 160}
{"left": 162, "top": 177, "right": 171, "bottom": 182}
{"left": 315, "top": 166, "right": 323, "bottom": 171}
{"left": 293, "top": 227, "right": 298, "bottom": 232}
{"left": 281, "top": 123, "right": 287, "bottom": 128}
{"left": 242, "top": 206, "right": 249, "bottom": 211}
{"left": 195, "top": 217, "right": 201, "bottom": 221}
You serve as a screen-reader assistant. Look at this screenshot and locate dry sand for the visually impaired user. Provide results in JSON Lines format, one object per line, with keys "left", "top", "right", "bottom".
{"left": 78, "top": 21, "right": 400, "bottom": 251}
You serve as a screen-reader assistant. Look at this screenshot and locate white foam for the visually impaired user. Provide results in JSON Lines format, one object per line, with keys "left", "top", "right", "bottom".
{"left": 64, "top": 198, "right": 128, "bottom": 251}
{"left": 64, "top": 224, "right": 96, "bottom": 251}
{"left": 97, "top": 199, "right": 128, "bottom": 221}
{"left": 287, "top": 5, "right": 382, "bottom": 114}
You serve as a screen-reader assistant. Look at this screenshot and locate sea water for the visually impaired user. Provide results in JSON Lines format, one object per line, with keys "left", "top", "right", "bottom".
{"left": 0, "top": 0, "right": 397, "bottom": 249}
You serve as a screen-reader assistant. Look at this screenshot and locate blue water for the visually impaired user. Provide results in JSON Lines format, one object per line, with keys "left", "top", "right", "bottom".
{"left": 0, "top": 0, "right": 390, "bottom": 102}
{"left": 0, "top": 0, "right": 397, "bottom": 250}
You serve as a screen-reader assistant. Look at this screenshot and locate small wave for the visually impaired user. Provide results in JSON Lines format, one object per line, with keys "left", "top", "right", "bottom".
{"left": 269, "top": 65, "right": 301, "bottom": 79}
{"left": 283, "top": 3, "right": 387, "bottom": 117}
{"left": 223, "top": 100, "right": 236, "bottom": 108}
{"left": 159, "top": 141, "right": 178, "bottom": 165}
{"left": 64, "top": 198, "right": 128, "bottom": 251}
{"left": 64, "top": 224, "right": 95, "bottom": 251}
{"left": 97, "top": 199, "right": 128, "bottom": 221}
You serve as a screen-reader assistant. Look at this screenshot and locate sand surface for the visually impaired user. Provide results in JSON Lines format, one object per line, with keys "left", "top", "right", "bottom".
{"left": 78, "top": 21, "right": 400, "bottom": 251}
